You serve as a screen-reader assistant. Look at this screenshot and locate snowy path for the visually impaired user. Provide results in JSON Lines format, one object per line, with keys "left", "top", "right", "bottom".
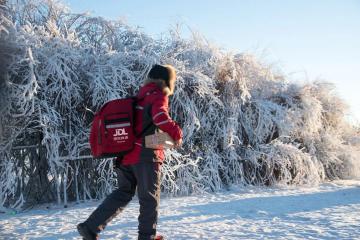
{"left": 1, "top": 180, "right": 360, "bottom": 240}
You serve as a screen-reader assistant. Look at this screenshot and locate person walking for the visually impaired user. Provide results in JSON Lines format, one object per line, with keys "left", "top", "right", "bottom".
{"left": 77, "top": 64, "right": 183, "bottom": 240}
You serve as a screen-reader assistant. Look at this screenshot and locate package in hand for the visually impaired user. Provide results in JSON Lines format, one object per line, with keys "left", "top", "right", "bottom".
{"left": 145, "top": 131, "right": 175, "bottom": 149}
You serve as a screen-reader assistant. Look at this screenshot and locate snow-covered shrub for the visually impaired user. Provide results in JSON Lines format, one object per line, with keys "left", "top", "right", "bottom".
{"left": 0, "top": 0, "right": 359, "bottom": 210}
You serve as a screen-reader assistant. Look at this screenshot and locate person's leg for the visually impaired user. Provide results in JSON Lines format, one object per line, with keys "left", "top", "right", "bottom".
{"left": 133, "top": 162, "right": 161, "bottom": 240}
{"left": 84, "top": 164, "right": 137, "bottom": 234}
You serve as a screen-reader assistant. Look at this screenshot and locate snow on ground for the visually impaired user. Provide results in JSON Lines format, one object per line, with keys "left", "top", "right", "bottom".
{"left": 1, "top": 180, "right": 360, "bottom": 240}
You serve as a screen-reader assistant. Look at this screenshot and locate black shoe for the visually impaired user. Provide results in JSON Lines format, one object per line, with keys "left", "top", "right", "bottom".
{"left": 77, "top": 222, "right": 99, "bottom": 240}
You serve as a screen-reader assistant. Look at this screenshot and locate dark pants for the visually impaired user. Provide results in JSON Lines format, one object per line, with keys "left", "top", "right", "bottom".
{"left": 84, "top": 162, "right": 161, "bottom": 240}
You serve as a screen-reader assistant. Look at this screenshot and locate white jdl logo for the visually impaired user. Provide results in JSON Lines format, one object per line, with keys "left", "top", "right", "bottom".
{"left": 113, "top": 128, "right": 128, "bottom": 137}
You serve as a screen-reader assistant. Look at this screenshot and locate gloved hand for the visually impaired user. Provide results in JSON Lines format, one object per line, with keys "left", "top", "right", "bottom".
{"left": 175, "top": 138, "right": 183, "bottom": 148}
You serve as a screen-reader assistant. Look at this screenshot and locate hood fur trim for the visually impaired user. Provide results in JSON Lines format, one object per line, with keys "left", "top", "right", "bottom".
{"left": 143, "top": 65, "right": 176, "bottom": 96}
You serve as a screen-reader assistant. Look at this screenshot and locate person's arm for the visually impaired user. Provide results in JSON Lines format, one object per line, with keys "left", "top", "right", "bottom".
{"left": 151, "top": 94, "right": 182, "bottom": 144}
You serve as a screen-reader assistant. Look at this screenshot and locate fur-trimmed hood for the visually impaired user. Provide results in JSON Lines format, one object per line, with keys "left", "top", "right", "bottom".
{"left": 143, "top": 64, "right": 176, "bottom": 96}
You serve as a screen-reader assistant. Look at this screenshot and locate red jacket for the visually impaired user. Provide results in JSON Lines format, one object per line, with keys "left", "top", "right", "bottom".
{"left": 120, "top": 82, "right": 182, "bottom": 165}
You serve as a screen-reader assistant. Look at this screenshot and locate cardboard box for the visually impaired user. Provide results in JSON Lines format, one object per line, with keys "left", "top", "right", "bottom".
{"left": 145, "top": 131, "right": 175, "bottom": 149}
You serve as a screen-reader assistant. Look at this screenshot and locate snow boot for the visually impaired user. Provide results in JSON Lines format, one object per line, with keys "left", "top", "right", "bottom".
{"left": 77, "top": 222, "right": 99, "bottom": 240}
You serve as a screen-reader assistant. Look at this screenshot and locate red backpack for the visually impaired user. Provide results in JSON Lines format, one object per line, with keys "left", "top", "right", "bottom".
{"left": 89, "top": 92, "right": 154, "bottom": 158}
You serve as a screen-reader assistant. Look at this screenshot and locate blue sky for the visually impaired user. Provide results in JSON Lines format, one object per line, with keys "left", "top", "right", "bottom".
{"left": 62, "top": 0, "right": 360, "bottom": 122}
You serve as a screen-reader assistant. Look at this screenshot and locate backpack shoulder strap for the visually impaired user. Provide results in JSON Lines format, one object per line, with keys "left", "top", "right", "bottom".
{"left": 134, "top": 90, "right": 158, "bottom": 138}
